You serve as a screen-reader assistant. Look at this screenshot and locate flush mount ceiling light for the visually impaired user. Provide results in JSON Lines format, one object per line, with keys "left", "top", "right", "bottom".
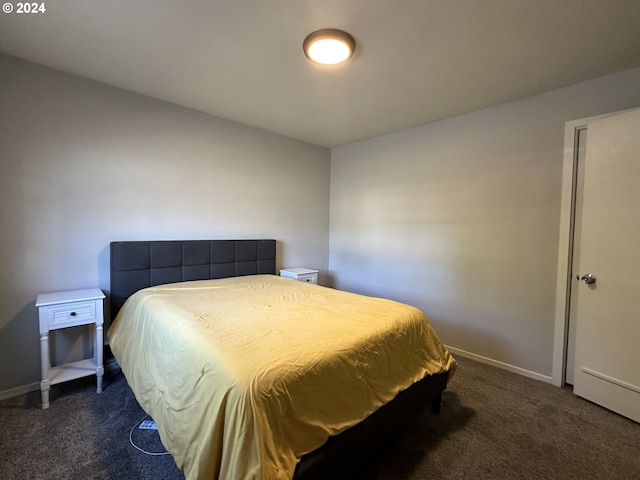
{"left": 303, "top": 29, "right": 356, "bottom": 66}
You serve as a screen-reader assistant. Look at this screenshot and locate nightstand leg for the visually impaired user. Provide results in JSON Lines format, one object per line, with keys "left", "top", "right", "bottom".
{"left": 96, "top": 323, "right": 103, "bottom": 393}
{"left": 40, "top": 332, "right": 50, "bottom": 409}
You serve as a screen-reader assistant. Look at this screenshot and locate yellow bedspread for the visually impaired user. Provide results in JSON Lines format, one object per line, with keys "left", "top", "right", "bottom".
{"left": 108, "top": 275, "right": 456, "bottom": 480}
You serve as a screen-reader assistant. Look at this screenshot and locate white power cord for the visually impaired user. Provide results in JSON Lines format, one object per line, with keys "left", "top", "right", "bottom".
{"left": 129, "top": 414, "right": 171, "bottom": 456}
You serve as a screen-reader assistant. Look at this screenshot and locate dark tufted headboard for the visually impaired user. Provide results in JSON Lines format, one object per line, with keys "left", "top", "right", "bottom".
{"left": 110, "top": 239, "right": 276, "bottom": 319}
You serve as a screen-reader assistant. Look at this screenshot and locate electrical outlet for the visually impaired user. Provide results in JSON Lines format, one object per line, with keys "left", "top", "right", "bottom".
{"left": 139, "top": 420, "right": 158, "bottom": 430}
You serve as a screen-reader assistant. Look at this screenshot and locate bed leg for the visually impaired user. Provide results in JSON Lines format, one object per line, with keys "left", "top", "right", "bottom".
{"left": 430, "top": 394, "right": 442, "bottom": 414}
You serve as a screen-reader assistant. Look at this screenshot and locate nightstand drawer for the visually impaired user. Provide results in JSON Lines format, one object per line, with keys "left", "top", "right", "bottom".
{"left": 297, "top": 273, "right": 318, "bottom": 283}
{"left": 42, "top": 301, "right": 98, "bottom": 329}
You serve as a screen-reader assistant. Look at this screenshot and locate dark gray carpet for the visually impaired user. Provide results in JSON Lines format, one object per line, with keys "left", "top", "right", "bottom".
{"left": 1, "top": 356, "right": 638, "bottom": 479}
{"left": 0, "top": 368, "right": 183, "bottom": 480}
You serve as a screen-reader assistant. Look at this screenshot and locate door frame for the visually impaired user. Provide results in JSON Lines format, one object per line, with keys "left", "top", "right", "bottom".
{"left": 551, "top": 110, "right": 631, "bottom": 387}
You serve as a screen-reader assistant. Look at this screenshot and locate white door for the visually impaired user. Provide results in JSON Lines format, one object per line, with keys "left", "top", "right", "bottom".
{"left": 572, "top": 107, "right": 640, "bottom": 423}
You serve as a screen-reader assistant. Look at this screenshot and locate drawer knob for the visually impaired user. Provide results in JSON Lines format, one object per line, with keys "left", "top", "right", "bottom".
{"left": 70, "top": 311, "right": 77, "bottom": 317}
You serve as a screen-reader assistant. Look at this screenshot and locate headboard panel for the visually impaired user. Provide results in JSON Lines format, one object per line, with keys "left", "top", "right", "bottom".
{"left": 110, "top": 239, "right": 276, "bottom": 319}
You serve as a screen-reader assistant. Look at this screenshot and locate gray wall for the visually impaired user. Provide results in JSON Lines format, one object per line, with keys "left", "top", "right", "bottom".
{"left": 329, "top": 67, "right": 640, "bottom": 380}
{"left": 3, "top": 50, "right": 640, "bottom": 395}
{"left": 0, "top": 54, "right": 331, "bottom": 394}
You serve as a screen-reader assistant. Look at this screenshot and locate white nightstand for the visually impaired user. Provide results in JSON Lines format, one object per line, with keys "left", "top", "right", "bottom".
{"left": 35, "top": 288, "right": 105, "bottom": 409}
{"left": 280, "top": 268, "right": 319, "bottom": 284}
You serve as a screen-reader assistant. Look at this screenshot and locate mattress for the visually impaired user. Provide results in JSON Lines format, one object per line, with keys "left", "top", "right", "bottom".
{"left": 108, "top": 274, "right": 456, "bottom": 480}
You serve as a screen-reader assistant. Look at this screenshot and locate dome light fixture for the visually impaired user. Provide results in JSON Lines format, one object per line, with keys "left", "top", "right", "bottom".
{"left": 303, "top": 29, "right": 356, "bottom": 66}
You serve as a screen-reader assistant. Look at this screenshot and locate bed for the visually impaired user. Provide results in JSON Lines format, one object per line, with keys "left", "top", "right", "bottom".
{"left": 108, "top": 239, "right": 456, "bottom": 480}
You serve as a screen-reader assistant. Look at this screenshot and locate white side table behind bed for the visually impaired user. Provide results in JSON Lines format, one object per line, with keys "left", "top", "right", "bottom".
{"left": 280, "top": 268, "right": 319, "bottom": 284}
{"left": 35, "top": 288, "right": 105, "bottom": 409}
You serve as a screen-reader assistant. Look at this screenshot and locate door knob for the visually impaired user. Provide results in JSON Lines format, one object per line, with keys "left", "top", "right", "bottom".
{"left": 577, "top": 273, "right": 597, "bottom": 285}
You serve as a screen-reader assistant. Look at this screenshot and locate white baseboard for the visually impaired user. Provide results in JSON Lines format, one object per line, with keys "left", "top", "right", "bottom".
{"left": 446, "top": 345, "right": 553, "bottom": 384}
{"left": 0, "top": 382, "right": 40, "bottom": 401}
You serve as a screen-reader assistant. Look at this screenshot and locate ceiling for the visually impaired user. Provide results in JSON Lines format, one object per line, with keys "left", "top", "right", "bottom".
{"left": 1, "top": 1, "right": 640, "bottom": 148}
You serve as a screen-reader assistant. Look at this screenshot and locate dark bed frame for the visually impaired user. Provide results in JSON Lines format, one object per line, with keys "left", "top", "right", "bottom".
{"left": 110, "top": 239, "right": 449, "bottom": 480}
